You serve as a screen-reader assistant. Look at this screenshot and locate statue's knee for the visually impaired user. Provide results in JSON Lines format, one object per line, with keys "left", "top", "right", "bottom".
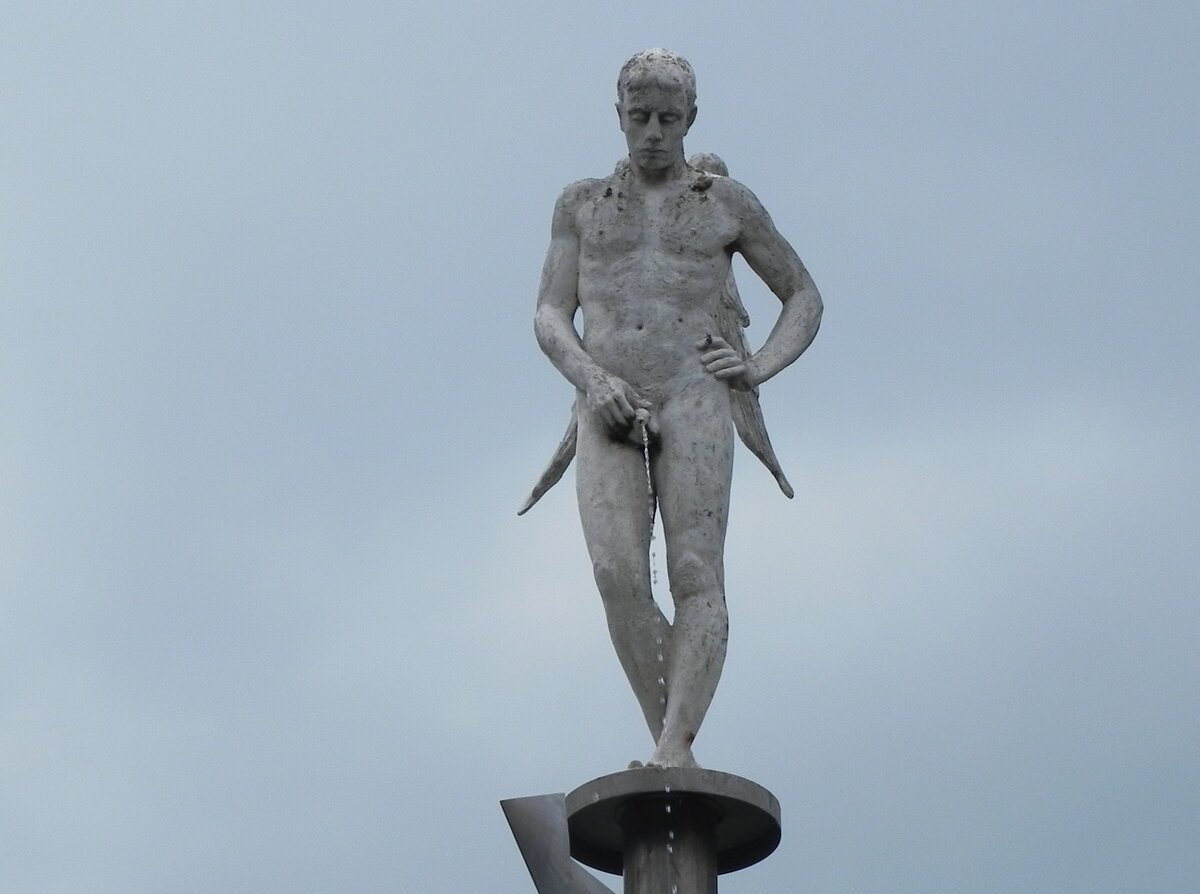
{"left": 668, "top": 551, "right": 720, "bottom": 601}
{"left": 591, "top": 558, "right": 639, "bottom": 601}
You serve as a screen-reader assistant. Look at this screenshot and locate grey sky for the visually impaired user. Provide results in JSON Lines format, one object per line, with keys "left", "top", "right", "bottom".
{"left": 3, "top": 2, "right": 1197, "bottom": 892}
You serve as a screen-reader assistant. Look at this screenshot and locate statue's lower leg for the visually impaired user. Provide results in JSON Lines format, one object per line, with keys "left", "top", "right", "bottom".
{"left": 602, "top": 590, "right": 673, "bottom": 745}
{"left": 649, "top": 588, "right": 727, "bottom": 768}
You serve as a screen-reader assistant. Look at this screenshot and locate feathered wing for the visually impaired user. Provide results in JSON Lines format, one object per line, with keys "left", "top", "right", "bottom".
{"left": 689, "top": 152, "right": 794, "bottom": 498}
{"left": 719, "top": 270, "right": 795, "bottom": 499}
{"left": 517, "top": 407, "right": 578, "bottom": 515}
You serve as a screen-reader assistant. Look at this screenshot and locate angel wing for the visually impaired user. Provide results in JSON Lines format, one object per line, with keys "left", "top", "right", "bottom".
{"left": 517, "top": 408, "right": 578, "bottom": 515}
{"left": 719, "top": 270, "right": 794, "bottom": 499}
{"left": 692, "top": 152, "right": 793, "bottom": 498}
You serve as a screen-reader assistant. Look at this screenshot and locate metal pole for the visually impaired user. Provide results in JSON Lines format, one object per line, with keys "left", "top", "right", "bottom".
{"left": 620, "top": 792, "right": 718, "bottom": 894}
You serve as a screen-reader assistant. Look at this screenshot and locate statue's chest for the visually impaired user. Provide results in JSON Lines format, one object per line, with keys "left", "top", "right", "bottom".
{"left": 579, "top": 188, "right": 733, "bottom": 260}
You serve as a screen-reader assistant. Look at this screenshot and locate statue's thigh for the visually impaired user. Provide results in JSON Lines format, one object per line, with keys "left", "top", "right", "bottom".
{"left": 574, "top": 409, "right": 654, "bottom": 563}
{"left": 654, "top": 387, "right": 734, "bottom": 554}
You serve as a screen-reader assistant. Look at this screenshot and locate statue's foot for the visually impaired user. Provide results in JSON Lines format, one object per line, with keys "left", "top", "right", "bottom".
{"left": 646, "top": 743, "right": 700, "bottom": 769}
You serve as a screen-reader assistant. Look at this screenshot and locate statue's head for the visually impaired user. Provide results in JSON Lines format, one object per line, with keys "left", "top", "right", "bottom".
{"left": 615, "top": 49, "right": 698, "bottom": 175}
{"left": 617, "top": 49, "right": 697, "bottom": 110}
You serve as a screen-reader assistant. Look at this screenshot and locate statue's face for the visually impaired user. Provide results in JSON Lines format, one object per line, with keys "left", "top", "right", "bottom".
{"left": 617, "top": 83, "right": 695, "bottom": 173}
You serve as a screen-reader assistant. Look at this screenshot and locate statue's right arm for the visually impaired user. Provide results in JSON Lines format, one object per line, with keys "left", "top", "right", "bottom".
{"left": 534, "top": 185, "right": 644, "bottom": 431}
{"left": 534, "top": 187, "right": 597, "bottom": 391}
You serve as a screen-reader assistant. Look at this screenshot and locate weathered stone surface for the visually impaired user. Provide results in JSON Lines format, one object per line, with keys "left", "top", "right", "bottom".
{"left": 526, "top": 49, "right": 823, "bottom": 767}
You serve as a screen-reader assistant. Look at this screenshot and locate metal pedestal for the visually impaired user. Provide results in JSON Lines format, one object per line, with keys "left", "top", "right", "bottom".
{"left": 505, "top": 767, "right": 779, "bottom": 894}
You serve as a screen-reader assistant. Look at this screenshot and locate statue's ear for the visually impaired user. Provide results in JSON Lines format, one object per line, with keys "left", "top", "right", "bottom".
{"left": 615, "top": 101, "right": 626, "bottom": 131}
{"left": 687, "top": 105, "right": 698, "bottom": 129}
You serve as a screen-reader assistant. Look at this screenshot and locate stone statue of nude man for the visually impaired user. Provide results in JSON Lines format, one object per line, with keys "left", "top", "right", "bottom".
{"left": 527, "top": 49, "right": 823, "bottom": 768}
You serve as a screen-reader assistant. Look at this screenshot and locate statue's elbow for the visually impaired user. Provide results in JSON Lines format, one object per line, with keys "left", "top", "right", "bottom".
{"left": 786, "top": 286, "right": 822, "bottom": 326}
{"left": 533, "top": 307, "right": 551, "bottom": 348}
{"left": 534, "top": 306, "right": 561, "bottom": 355}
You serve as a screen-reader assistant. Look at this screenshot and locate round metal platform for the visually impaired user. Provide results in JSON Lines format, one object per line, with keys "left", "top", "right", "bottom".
{"left": 565, "top": 766, "right": 781, "bottom": 875}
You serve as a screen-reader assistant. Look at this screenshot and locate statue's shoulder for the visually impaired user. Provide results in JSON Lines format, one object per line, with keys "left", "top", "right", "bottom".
{"left": 551, "top": 174, "right": 623, "bottom": 234}
{"left": 702, "top": 173, "right": 764, "bottom": 211}
{"left": 557, "top": 175, "right": 616, "bottom": 208}
{"left": 685, "top": 153, "right": 767, "bottom": 216}
{"left": 703, "top": 175, "right": 778, "bottom": 240}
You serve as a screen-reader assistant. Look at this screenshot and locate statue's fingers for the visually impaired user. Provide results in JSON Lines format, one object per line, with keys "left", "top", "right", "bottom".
{"left": 705, "top": 354, "right": 744, "bottom": 372}
{"left": 611, "top": 390, "right": 636, "bottom": 422}
{"left": 712, "top": 364, "right": 747, "bottom": 379}
{"left": 603, "top": 399, "right": 626, "bottom": 427}
{"left": 700, "top": 347, "right": 740, "bottom": 364}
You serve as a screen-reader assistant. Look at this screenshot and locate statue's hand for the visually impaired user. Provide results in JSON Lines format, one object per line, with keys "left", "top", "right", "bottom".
{"left": 698, "top": 335, "right": 756, "bottom": 391}
{"left": 586, "top": 372, "right": 655, "bottom": 439}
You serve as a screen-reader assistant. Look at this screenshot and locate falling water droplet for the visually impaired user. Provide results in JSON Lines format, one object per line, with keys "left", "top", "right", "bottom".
{"left": 639, "top": 418, "right": 654, "bottom": 522}
{"left": 641, "top": 416, "right": 662, "bottom": 590}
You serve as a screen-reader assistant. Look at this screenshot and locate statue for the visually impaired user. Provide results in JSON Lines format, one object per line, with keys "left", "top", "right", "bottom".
{"left": 522, "top": 49, "right": 823, "bottom": 769}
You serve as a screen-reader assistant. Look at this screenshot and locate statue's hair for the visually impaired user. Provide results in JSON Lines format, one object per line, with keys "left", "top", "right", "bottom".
{"left": 617, "top": 49, "right": 697, "bottom": 109}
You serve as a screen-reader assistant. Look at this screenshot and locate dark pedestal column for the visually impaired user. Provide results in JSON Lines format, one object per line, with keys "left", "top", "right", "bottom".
{"left": 566, "top": 767, "right": 780, "bottom": 894}
{"left": 619, "top": 791, "right": 719, "bottom": 894}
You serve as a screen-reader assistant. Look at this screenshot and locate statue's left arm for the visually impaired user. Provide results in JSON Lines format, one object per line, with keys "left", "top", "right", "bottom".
{"left": 713, "top": 181, "right": 823, "bottom": 389}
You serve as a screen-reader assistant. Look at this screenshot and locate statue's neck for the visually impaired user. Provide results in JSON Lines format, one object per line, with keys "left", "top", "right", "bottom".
{"left": 627, "top": 155, "right": 687, "bottom": 186}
